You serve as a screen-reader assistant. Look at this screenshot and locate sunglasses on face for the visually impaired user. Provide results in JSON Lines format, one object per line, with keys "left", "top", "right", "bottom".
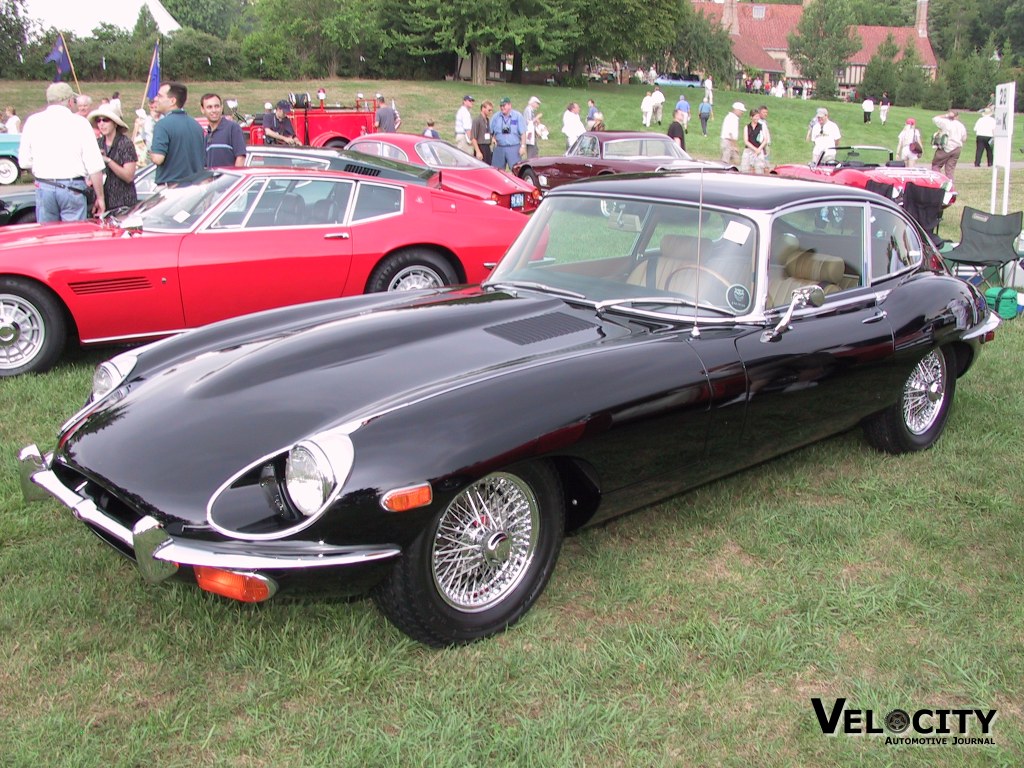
{"left": 95, "top": 117, "right": 112, "bottom": 123}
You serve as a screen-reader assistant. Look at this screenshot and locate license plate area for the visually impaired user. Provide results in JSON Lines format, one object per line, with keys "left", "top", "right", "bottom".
{"left": 511, "top": 193, "right": 524, "bottom": 209}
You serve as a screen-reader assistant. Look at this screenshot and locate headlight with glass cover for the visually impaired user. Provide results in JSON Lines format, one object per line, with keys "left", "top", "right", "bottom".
{"left": 91, "top": 352, "right": 138, "bottom": 402}
{"left": 208, "top": 428, "right": 356, "bottom": 539}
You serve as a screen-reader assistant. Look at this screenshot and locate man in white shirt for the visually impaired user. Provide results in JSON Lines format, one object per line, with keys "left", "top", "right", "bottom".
{"left": 720, "top": 101, "right": 744, "bottom": 165}
{"left": 973, "top": 107, "right": 995, "bottom": 167}
{"left": 862, "top": 97, "right": 874, "bottom": 123}
{"left": 650, "top": 86, "right": 666, "bottom": 126}
{"left": 19, "top": 82, "right": 105, "bottom": 222}
{"left": 454, "top": 95, "right": 475, "bottom": 155}
{"left": 561, "top": 102, "right": 586, "bottom": 150}
{"left": 3, "top": 106, "right": 20, "bottom": 134}
{"left": 931, "top": 110, "right": 968, "bottom": 180}
{"left": 807, "top": 108, "right": 841, "bottom": 164}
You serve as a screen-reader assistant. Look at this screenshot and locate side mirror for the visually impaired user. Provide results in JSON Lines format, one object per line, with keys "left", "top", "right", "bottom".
{"left": 762, "top": 285, "right": 825, "bottom": 342}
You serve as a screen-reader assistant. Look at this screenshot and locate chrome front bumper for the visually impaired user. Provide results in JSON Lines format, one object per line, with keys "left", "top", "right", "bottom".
{"left": 18, "top": 444, "right": 401, "bottom": 584}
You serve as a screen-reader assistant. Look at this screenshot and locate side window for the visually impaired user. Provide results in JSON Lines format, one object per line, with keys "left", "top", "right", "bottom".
{"left": 209, "top": 179, "right": 267, "bottom": 229}
{"left": 352, "top": 183, "right": 402, "bottom": 221}
{"left": 575, "top": 136, "right": 598, "bottom": 157}
{"left": 869, "top": 205, "right": 922, "bottom": 281}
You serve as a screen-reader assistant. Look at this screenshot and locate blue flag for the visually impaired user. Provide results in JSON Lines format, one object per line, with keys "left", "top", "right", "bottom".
{"left": 44, "top": 36, "right": 71, "bottom": 82}
{"left": 145, "top": 42, "right": 161, "bottom": 101}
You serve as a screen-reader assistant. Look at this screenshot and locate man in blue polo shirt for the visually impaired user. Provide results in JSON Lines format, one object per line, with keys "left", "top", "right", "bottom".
{"left": 150, "top": 81, "right": 205, "bottom": 184}
{"left": 489, "top": 97, "right": 527, "bottom": 171}
{"left": 200, "top": 92, "right": 246, "bottom": 168}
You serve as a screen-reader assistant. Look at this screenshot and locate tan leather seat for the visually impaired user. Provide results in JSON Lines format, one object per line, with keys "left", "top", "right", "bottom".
{"left": 767, "top": 251, "right": 844, "bottom": 308}
{"left": 626, "top": 234, "right": 710, "bottom": 291}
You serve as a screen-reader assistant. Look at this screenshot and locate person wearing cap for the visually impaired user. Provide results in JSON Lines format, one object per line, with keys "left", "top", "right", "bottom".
{"left": 150, "top": 81, "right": 205, "bottom": 185}
{"left": 931, "top": 110, "right": 967, "bottom": 180}
{"left": 489, "top": 97, "right": 527, "bottom": 171}
{"left": 18, "top": 81, "right": 106, "bottom": 222}
{"left": 523, "top": 96, "right": 542, "bottom": 159}
{"left": 90, "top": 103, "right": 138, "bottom": 210}
{"left": 454, "top": 94, "right": 475, "bottom": 155}
{"left": 374, "top": 95, "right": 399, "bottom": 133}
{"left": 201, "top": 92, "right": 247, "bottom": 168}
{"left": 807, "top": 108, "right": 840, "bottom": 165}
{"left": 896, "top": 117, "right": 923, "bottom": 166}
{"left": 719, "top": 101, "right": 745, "bottom": 165}
{"left": 973, "top": 107, "right": 995, "bottom": 167}
{"left": 264, "top": 99, "right": 301, "bottom": 146}
{"left": 471, "top": 100, "right": 494, "bottom": 165}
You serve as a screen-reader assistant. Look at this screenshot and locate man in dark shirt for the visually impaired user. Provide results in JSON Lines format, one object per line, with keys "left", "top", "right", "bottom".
{"left": 200, "top": 93, "right": 246, "bottom": 168}
{"left": 264, "top": 100, "right": 300, "bottom": 146}
{"left": 668, "top": 109, "right": 686, "bottom": 151}
{"left": 150, "top": 81, "right": 205, "bottom": 185}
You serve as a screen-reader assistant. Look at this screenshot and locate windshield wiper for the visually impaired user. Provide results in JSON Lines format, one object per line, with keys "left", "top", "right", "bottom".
{"left": 595, "top": 297, "right": 734, "bottom": 317}
{"left": 485, "top": 281, "right": 587, "bottom": 300}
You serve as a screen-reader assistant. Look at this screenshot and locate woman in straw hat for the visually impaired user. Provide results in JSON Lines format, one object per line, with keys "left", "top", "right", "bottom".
{"left": 89, "top": 103, "right": 138, "bottom": 210}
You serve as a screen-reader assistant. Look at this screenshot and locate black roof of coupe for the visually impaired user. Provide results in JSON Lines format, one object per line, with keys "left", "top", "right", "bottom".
{"left": 553, "top": 171, "right": 887, "bottom": 212}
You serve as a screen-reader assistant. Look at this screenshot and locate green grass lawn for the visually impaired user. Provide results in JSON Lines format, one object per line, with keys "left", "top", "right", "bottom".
{"left": 2, "top": 78, "right": 1024, "bottom": 766}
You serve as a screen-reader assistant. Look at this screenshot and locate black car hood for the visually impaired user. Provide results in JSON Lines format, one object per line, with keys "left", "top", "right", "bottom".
{"left": 58, "top": 288, "right": 633, "bottom": 522}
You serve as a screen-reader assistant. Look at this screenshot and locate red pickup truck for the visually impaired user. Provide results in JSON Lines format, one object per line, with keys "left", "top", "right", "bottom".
{"left": 242, "top": 95, "right": 377, "bottom": 149}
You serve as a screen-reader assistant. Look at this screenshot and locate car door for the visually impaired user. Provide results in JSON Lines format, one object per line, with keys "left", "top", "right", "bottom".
{"left": 543, "top": 135, "right": 601, "bottom": 187}
{"left": 729, "top": 203, "right": 904, "bottom": 465}
{"left": 175, "top": 175, "right": 355, "bottom": 328}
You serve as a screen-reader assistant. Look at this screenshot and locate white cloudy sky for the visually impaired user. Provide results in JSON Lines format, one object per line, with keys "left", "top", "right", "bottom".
{"left": 24, "top": 0, "right": 180, "bottom": 38}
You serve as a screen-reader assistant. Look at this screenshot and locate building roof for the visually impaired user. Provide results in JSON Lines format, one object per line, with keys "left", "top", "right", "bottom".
{"left": 693, "top": 1, "right": 937, "bottom": 72}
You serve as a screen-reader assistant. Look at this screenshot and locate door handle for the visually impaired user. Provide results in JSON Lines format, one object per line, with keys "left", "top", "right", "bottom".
{"left": 861, "top": 310, "right": 887, "bottom": 324}
{"left": 324, "top": 232, "right": 350, "bottom": 240}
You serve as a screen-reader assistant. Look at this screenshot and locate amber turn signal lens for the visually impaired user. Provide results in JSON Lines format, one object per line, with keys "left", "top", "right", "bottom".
{"left": 381, "top": 483, "right": 433, "bottom": 512}
{"left": 194, "top": 566, "right": 276, "bottom": 603}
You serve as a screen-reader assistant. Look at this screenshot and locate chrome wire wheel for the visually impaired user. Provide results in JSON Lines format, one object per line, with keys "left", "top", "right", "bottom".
{"left": 388, "top": 264, "right": 445, "bottom": 291}
{"left": 431, "top": 472, "right": 541, "bottom": 612}
{"left": 902, "top": 349, "right": 947, "bottom": 435}
{"left": 0, "top": 292, "right": 46, "bottom": 371}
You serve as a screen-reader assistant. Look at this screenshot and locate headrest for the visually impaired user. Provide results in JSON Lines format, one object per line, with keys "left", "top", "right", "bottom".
{"left": 660, "top": 234, "right": 699, "bottom": 260}
{"left": 785, "top": 251, "right": 844, "bottom": 284}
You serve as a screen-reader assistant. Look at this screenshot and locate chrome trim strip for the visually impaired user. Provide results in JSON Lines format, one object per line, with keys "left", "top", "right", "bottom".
{"left": 19, "top": 449, "right": 400, "bottom": 574}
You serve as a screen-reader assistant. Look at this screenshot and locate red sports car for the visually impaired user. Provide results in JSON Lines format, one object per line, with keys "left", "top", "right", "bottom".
{"left": 772, "top": 145, "right": 957, "bottom": 207}
{"left": 345, "top": 133, "right": 541, "bottom": 213}
{"left": 0, "top": 167, "right": 526, "bottom": 376}
{"left": 512, "top": 131, "right": 719, "bottom": 193}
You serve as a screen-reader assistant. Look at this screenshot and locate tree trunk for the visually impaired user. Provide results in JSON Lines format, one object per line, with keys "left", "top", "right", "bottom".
{"left": 511, "top": 48, "right": 523, "bottom": 84}
{"left": 471, "top": 46, "right": 486, "bottom": 86}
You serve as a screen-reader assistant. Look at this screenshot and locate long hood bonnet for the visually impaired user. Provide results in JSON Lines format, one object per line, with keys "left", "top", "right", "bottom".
{"left": 57, "top": 290, "right": 624, "bottom": 519}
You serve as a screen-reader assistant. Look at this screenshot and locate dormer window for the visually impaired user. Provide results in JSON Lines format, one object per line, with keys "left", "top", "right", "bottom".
{"left": 753, "top": 5, "right": 766, "bottom": 19}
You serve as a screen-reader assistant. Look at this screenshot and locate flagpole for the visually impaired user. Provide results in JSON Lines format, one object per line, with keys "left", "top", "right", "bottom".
{"left": 61, "top": 32, "right": 82, "bottom": 94}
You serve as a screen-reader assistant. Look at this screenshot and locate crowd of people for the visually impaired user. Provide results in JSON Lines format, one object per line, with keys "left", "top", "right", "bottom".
{"left": 10, "top": 78, "right": 1010, "bottom": 224}
{"left": 14, "top": 80, "right": 250, "bottom": 223}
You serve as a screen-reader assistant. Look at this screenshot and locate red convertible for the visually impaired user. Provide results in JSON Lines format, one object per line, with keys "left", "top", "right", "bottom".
{"left": 773, "top": 145, "right": 957, "bottom": 207}
{"left": 345, "top": 133, "right": 541, "bottom": 213}
{"left": 512, "top": 131, "right": 717, "bottom": 192}
{"left": 0, "top": 167, "right": 526, "bottom": 376}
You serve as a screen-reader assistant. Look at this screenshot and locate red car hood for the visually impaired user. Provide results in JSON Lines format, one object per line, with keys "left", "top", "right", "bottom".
{"left": 0, "top": 219, "right": 119, "bottom": 248}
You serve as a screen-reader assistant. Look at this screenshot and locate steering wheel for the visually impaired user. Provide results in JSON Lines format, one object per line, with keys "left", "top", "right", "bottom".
{"left": 664, "top": 264, "right": 735, "bottom": 294}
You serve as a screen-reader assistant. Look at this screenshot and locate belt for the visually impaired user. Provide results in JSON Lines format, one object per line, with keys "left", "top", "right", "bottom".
{"left": 37, "top": 177, "right": 86, "bottom": 182}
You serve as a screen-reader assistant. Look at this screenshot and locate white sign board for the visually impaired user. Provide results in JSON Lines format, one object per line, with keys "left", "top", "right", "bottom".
{"left": 992, "top": 81, "right": 1015, "bottom": 166}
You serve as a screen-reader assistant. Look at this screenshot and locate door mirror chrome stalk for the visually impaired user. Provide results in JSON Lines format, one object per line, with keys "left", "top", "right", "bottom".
{"left": 762, "top": 285, "right": 825, "bottom": 342}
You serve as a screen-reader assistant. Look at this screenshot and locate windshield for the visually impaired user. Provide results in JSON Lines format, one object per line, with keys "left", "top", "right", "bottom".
{"left": 415, "top": 140, "right": 492, "bottom": 169}
{"left": 117, "top": 173, "right": 240, "bottom": 232}
{"left": 487, "top": 193, "right": 758, "bottom": 317}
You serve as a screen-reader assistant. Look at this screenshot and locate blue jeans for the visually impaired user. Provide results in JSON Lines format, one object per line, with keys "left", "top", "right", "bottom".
{"left": 35, "top": 179, "right": 88, "bottom": 223}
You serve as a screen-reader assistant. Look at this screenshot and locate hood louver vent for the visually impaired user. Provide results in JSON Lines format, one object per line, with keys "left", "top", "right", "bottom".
{"left": 343, "top": 164, "right": 382, "bottom": 177}
{"left": 485, "top": 312, "right": 597, "bottom": 345}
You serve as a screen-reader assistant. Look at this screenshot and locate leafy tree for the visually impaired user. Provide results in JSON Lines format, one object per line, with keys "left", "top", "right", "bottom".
{"left": 164, "top": 27, "right": 243, "bottom": 81}
{"left": 847, "top": 0, "right": 913, "bottom": 26}
{"left": 675, "top": 0, "right": 736, "bottom": 84}
{"left": 0, "top": 0, "right": 29, "bottom": 78}
{"left": 132, "top": 4, "right": 160, "bottom": 40}
{"left": 161, "top": 0, "right": 248, "bottom": 38}
{"left": 787, "top": 0, "right": 861, "bottom": 100}
{"left": 861, "top": 33, "right": 899, "bottom": 98}
{"left": 893, "top": 39, "right": 930, "bottom": 106}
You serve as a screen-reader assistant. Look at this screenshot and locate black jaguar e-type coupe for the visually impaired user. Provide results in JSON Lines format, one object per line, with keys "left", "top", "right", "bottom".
{"left": 20, "top": 172, "right": 999, "bottom": 646}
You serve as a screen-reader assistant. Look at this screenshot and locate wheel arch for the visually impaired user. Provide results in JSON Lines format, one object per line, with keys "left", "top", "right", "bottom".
{"left": 362, "top": 244, "right": 465, "bottom": 293}
{"left": 0, "top": 272, "right": 79, "bottom": 342}
{"left": 548, "top": 456, "right": 602, "bottom": 533}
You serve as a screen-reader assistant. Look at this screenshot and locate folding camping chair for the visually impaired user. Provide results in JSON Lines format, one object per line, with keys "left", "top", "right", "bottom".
{"left": 902, "top": 182, "right": 947, "bottom": 248}
{"left": 942, "top": 207, "right": 1023, "bottom": 291}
